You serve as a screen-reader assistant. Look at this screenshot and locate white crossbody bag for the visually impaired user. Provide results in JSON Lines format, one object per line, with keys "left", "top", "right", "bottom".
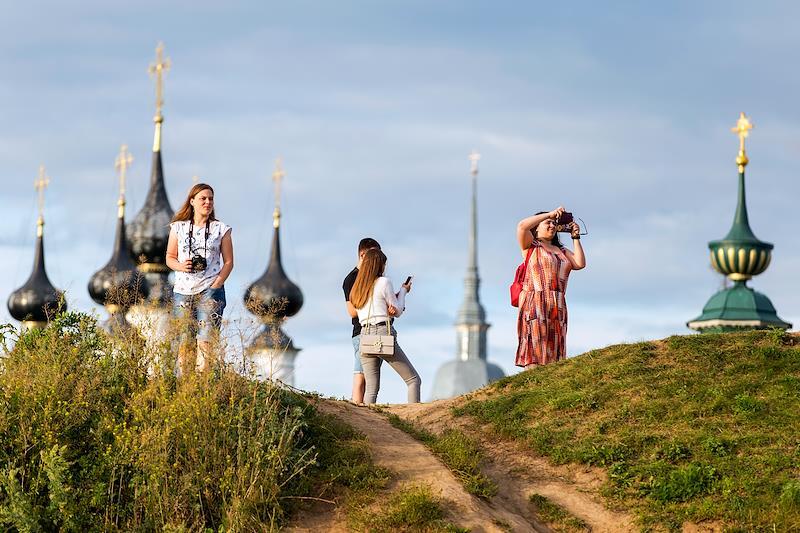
{"left": 359, "top": 286, "right": 395, "bottom": 356}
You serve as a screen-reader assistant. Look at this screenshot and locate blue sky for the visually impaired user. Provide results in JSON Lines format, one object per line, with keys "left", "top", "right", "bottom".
{"left": 2, "top": 1, "right": 799, "bottom": 402}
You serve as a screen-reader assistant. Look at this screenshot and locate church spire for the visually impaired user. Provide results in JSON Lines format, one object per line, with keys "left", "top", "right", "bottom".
{"left": 88, "top": 146, "right": 148, "bottom": 332}
{"left": 7, "top": 166, "right": 66, "bottom": 329}
{"left": 245, "top": 158, "right": 303, "bottom": 321}
{"left": 455, "top": 150, "right": 487, "bottom": 331}
{"left": 244, "top": 159, "right": 304, "bottom": 385}
{"left": 430, "top": 152, "right": 503, "bottom": 400}
{"left": 688, "top": 112, "right": 789, "bottom": 332}
{"left": 127, "top": 42, "right": 175, "bottom": 305}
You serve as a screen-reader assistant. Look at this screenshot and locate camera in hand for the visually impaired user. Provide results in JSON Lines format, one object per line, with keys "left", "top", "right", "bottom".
{"left": 554, "top": 211, "right": 574, "bottom": 232}
{"left": 190, "top": 255, "right": 208, "bottom": 273}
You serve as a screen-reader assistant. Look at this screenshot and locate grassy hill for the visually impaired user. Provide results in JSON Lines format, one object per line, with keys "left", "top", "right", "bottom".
{"left": 0, "top": 312, "right": 387, "bottom": 531}
{"left": 454, "top": 330, "right": 800, "bottom": 531}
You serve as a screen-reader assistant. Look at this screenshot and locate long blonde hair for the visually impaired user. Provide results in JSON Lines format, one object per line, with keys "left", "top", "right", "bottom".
{"left": 172, "top": 183, "right": 217, "bottom": 222}
{"left": 350, "top": 249, "right": 387, "bottom": 308}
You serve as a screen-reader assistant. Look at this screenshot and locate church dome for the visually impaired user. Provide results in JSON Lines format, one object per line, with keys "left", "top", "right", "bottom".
{"left": 126, "top": 148, "right": 173, "bottom": 269}
{"left": 244, "top": 225, "right": 303, "bottom": 320}
{"left": 89, "top": 211, "right": 149, "bottom": 310}
{"left": 7, "top": 227, "right": 65, "bottom": 325}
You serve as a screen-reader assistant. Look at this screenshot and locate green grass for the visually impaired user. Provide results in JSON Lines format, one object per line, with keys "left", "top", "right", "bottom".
{"left": 385, "top": 413, "right": 498, "bottom": 499}
{"left": 348, "top": 484, "right": 468, "bottom": 532}
{"left": 293, "top": 405, "right": 392, "bottom": 508}
{"left": 528, "top": 493, "right": 588, "bottom": 532}
{"left": 453, "top": 330, "right": 800, "bottom": 531}
{"left": 0, "top": 312, "right": 389, "bottom": 531}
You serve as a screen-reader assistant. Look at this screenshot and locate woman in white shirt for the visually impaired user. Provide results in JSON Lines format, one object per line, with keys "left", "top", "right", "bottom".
{"left": 166, "top": 183, "right": 234, "bottom": 374}
{"left": 349, "top": 248, "right": 420, "bottom": 404}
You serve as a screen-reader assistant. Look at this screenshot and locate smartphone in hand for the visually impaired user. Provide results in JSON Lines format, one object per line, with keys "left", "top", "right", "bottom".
{"left": 404, "top": 275, "right": 413, "bottom": 285}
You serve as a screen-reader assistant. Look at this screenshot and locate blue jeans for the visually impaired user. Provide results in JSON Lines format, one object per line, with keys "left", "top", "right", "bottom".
{"left": 352, "top": 335, "right": 363, "bottom": 373}
{"left": 173, "top": 286, "right": 226, "bottom": 342}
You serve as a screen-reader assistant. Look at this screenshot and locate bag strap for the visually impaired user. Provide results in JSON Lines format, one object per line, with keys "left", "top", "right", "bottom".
{"left": 522, "top": 246, "right": 534, "bottom": 278}
{"left": 365, "top": 282, "right": 375, "bottom": 326}
{"left": 518, "top": 246, "right": 535, "bottom": 289}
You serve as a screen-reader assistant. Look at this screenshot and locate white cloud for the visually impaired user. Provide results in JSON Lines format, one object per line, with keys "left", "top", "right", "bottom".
{"left": 3, "top": 1, "right": 800, "bottom": 401}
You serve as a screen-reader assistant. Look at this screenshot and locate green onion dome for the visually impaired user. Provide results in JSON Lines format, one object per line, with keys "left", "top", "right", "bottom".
{"left": 708, "top": 169, "right": 772, "bottom": 281}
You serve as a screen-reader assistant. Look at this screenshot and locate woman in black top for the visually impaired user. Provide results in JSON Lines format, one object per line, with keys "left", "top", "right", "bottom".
{"left": 343, "top": 238, "right": 381, "bottom": 404}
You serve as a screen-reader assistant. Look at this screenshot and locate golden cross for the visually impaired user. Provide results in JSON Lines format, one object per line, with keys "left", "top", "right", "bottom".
{"left": 34, "top": 165, "right": 50, "bottom": 220}
{"left": 115, "top": 144, "right": 133, "bottom": 200}
{"left": 468, "top": 150, "right": 481, "bottom": 176}
{"left": 148, "top": 42, "right": 171, "bottom": 118}
{"left": 731, "top": 112, "right": 753, "bottom": 154}
{"left": 272, "top": 158, "right": 285, "bottom": 228}
{"left": 272, "top": 157, "right": 285, "bottom": 211}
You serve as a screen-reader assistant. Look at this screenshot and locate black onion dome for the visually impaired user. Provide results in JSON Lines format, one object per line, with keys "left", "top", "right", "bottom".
{"left": 7, "top": 231, "right": 66, "bottom": 324}
{"left": 89, "top": 214, "right": 149, "bottom": 309}
{"left": 244, "top": 226, "right": 303, "bottom": 320}
{"left": 127, "top": 150, "right": 173, "bottom": 267}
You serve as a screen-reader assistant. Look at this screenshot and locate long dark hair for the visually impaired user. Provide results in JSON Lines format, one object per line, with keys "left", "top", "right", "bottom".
{"left": 532, "top": 211, "right": 563, "bottom": 248}
{"left": 172, "top": 183, "right": 217, "bottom": 223}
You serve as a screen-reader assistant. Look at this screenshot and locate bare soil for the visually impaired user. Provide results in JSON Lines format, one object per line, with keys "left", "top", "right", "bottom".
{"left": 386, "top": 397, "right": 637, "bottom": 533}
{"left": 286, "top": 396, "right": 727, "bottom": 532}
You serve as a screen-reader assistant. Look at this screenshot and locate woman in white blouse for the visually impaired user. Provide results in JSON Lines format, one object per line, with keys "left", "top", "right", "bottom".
{"left": 166, "top": 183, "right": 234, "bottom": 374}
{"left": 349, "top": 248, "right": 420, "bottom": 404}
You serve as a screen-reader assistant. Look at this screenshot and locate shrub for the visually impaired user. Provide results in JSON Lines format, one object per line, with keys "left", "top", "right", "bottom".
{"left": 780, "top": 480, "right": 800, "bottom": 510}
{"left": 647, "top": 463, "right": 718, "bottom": 503}
{"left": 0, "top": 312, "right": 323, "bottom": 531}
{"left": 350, "top": 485, "right": 467, "bottom": 532}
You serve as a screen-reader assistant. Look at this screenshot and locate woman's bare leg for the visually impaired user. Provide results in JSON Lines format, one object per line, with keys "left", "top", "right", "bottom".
{"left": 177, "top": 341, "right": 196, "bottom": 376}
{"left": 352, "top": 373, "right": 366, "bottom": 403}
{"left": 196, "top": 340, "right": 212, "bottom": 373}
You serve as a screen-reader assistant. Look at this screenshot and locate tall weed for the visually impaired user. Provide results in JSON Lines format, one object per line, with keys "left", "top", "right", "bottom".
{"left": 0, "top": 311, "right": 322, "bottom": 531}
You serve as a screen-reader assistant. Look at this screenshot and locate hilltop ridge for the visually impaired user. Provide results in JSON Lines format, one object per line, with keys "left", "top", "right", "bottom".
{"left": 435, "top": 330, "right": 800, "bottom": 530}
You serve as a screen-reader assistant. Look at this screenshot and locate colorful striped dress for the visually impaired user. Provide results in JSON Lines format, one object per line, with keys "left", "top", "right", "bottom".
{"left": 515, "top": 240, "right": 573, "bottom": 367}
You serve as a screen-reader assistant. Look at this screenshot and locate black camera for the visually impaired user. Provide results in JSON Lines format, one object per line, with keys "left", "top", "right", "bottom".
{"left": 554, "top": 212, "right": 588, "bottom": 236}
{"left": 554, "top": 212, "right": 574, "bottom": 232}
{"left": 190, "top": 255, "right": 207, "bottom": 272}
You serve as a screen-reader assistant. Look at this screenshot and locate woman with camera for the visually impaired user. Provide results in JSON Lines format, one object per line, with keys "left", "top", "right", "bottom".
{"left": 515, "top": 206, "right": 585, "bottom": 368}
{"left": 166, "top": 183, "right": 234, "bottom": 374}
{"left": 350, "top": 248, "right": 420, "bottom": 404}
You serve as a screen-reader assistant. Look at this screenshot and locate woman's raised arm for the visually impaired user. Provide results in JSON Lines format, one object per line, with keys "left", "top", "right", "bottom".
{"left": 516, "top": 206, "right": 564, "bottom": 251}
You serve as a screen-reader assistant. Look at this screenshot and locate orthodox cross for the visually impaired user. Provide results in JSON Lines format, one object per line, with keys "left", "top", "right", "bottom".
{"left": 34, "top": 165, "right": 50, "bottom": 222}
{"left": 731, "top": 112, "right": 753, "bottom": 153}
{"left": 148, "top": 42, "right": 171, "bottom": 119}
{"left": 731, "top": 112, "right": 753, "bottom": 171}
{"left": 115, "top": 144, "right": 133, "bottom": 204}
{"left": 272, "top": 158, "right": 285, "bottom": 228}
{"left": 469, "top": 150, "right": 481, "bottom": 177}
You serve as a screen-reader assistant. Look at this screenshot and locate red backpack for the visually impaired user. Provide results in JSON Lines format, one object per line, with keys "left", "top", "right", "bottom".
{"left": 510, "top": 247, "right": 534, "bottom": 307}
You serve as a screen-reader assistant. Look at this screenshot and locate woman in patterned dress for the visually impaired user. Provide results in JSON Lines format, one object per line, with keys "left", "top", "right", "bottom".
{"left": 515, "top": 206, "right": 585, "bottom": 368}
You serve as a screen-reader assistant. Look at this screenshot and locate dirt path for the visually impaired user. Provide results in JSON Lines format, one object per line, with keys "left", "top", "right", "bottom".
{"left": 386, "top": 399, "right": 638, "bottom": 533}
{"left": 302, "top": 399, "right": 548, "bottom": 532}
{"left": 287, "top": 396, "right": 642, "bottom": 532}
